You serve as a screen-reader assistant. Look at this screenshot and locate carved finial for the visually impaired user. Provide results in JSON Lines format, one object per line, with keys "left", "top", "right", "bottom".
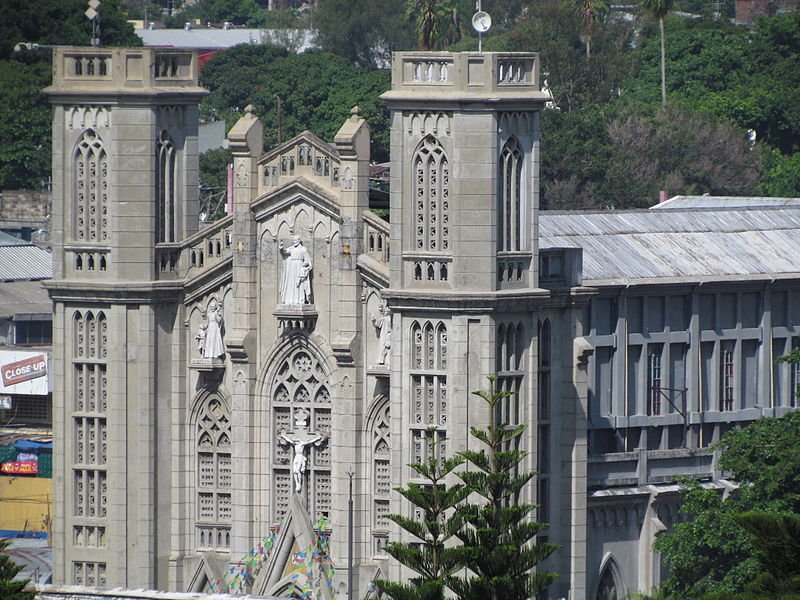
{"left": 244, "top": 104, "right": 256, "bottom": 116}
{"left": 350, "top": 105, "right": 362, "bottom": 120}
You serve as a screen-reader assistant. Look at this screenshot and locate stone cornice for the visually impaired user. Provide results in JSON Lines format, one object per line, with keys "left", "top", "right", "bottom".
{"left": 44, "top": 280, "right": 183, "bottom": 304}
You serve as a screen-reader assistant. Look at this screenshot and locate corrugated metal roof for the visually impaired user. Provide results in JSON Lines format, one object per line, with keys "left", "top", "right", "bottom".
{"left": 136, "top": 28, "right": 316, "bottom": 51}
{"left": 0, "top": 245, "right": 52, "bottom": 281}
{"left": 540, "top": 207, "right": 800, "bottom": 284}
{"left": 654, "top": 195, "right": 800, "bottom": 210}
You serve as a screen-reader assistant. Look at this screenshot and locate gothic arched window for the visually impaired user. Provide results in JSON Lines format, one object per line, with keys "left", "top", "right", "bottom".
{"left": 499, "top": 137, "right": 524, "bottom": 252}
{"left": 195, "top": 393, "right": 232, "bottom": 550}
{"left": 270, "top": 346, "right": 332, "bottom": 524}
{"left": 369, "top": 398, "right": 391, "bottom": 556}
{"left": 156, "top": 130, "right": 177, "bottom": 243}
{"left": 73, "top": 130, "right": 108, "bottom": 243}
{"left": 413, "top": 136, "right": 449, "bottom": 252}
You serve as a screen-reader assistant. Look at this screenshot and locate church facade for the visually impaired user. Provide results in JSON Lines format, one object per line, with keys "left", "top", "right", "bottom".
{"left": 43, "top": 46, "right": 800, "bottom": 600}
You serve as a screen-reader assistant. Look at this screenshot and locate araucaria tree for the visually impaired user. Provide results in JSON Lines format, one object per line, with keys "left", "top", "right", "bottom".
{"left": 449, "top": 378, "right": 558, "bottom": 600}
{"left": 0, "top": 539, "right": 35, "bottom": 600}
{"left": 375, "top": 428, "right": 469, "bottom": 600}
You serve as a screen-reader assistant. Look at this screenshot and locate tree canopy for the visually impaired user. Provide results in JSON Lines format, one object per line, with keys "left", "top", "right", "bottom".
{"left": 655, "top": 411, "right": 800, "bottom": 599}
{"left": 0, "top": 0, "right": 139, "bottom": 191}
{"left": 199, "top": 45, "right": 391, "bottom": 162}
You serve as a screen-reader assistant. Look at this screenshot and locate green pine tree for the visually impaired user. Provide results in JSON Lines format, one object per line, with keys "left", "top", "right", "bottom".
{"left": 0, "top": 539, "right": 35, "bottom": 600}
{"left": 375, "top": 427, "right": 469, "bottom": 600}
{"left": 449, "top": 377, "right": 559, "bottom": 600}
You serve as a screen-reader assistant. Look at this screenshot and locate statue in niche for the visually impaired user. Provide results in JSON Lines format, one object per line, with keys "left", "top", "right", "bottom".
{"left": 279, "top": 235, "right": 313, "bottom": 306}
{"left": 370, "top": 303, "right": 392, "bottom": 366}
{"left": 194, "top": 323, "right": 206, "bottom": 356}
{"left": 278, "top": 408, "right": 326, "bottom": 493}
{"left": 199, "top": 298, "right": 225, "bottom": 358}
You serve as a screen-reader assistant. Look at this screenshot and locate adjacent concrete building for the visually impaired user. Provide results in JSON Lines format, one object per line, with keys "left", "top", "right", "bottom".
{"left": 43, "top": 46, "right": 800, "bottom": 600}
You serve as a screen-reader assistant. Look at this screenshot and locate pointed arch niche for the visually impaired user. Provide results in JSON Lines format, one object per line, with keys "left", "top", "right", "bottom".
{"left": 366, "top": 394, "right": 391, "bottom": 556}
{"left": 498, "top": 136, "right": 524, "bottom": 252}
{"left": 595, "top": 553, "right": 626, "bottom": 600}
{"left": 268, "top": 342, "right": 332, "bottom": 524}
{"left": 156, "top": 130, "right": 177, "bottom": 243}
{"left": 192, "top": 391, "right": 232, "bottom": 551}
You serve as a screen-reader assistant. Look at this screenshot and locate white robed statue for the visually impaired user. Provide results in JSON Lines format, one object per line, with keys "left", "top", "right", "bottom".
{"left": 202, "top": 299, "right": 225, "bottom": 358}
{"left": 279, "top": 236, "right": 313, "bottom": 305}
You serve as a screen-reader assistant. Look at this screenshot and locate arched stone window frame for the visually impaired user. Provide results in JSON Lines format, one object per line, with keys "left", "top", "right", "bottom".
{"left": 365, "top": 395, "right": 391, "bottom": 557}
{"left": 156, "top": 130, "right": 177, "bottom": 243}
{"left": 498, "top": 136, "right": 524, "bottom": 252}
{"left": 191, "top": 390, "right": 232, "bottom": 551}
{"left": 412, "top": 136, "right": 449, "bottom": 252}
{"left": 595, "top": 553, "right": 627, "bottom": 600}
{"left": 73, "top": 129, "right": 108, "bottom": 244}
{"left": 266, "top": 341, "right": 333, "bottom": 525}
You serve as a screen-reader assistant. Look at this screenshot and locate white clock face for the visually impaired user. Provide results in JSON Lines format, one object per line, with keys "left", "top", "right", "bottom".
{"left": 472, "top": 11, "right": 492, "bottom": 33}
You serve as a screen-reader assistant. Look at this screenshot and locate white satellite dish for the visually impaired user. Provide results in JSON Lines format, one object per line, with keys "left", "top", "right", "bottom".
{"left": 472, "top": 11, "right": 492, "bottom": 33}
{"left": 471, "top": 10, "right": 492, "bottom": 53}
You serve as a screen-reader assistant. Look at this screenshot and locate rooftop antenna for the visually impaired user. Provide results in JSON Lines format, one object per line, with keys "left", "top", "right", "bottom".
{"left": 472, "top": 0, "right": 492, "bottom": 53}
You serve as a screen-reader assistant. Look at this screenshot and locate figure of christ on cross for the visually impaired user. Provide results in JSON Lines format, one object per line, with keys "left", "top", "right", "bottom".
{"left": 278, "top": 409, "right": 326, "bottom": 494}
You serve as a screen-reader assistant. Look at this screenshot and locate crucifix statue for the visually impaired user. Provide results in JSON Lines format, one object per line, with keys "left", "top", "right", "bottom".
{"left": 278, "top": 408, "right": 326, "bottom": 494}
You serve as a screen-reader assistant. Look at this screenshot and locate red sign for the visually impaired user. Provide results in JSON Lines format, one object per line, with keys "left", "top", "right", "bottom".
{"left": 2, "top": 354, "right": 47, "bottom": 387}
{"left": 1, "top": 461, "right": 38, "bottom": 475}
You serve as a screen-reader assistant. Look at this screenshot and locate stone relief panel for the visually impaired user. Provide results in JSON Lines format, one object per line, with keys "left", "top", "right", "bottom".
{"left": 408, "top": 111, "right": 451, "bottom": 138}
{"left": 66, "top": 106, "right": 111, "bottom": 130}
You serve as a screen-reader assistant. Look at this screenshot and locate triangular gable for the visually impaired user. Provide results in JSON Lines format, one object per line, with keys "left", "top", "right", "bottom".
{"left": 260, "top": 130, "right": 340, "bottom": 166}
{"left": 253, "top": 494, "right": 334, "bottom": 600}
{"left": 252, "top": 177, "right": 342, "bottom": 224}
{"left": 259, "top": 131, "right": 343, "bottom": 198}
{"left": 187, "top": 550, "right": 230, "bottom": 593}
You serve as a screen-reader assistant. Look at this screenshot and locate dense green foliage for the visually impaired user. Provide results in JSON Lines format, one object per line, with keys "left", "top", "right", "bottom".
{"left": 655, "top": 411, "right": 800, "bottom": 598}
{"left": 3, "top": 0, "right": 800, "bottom": 210}
{"left": 199, "top": 45, "right": 391, "bottom": 161}
{"left": 449, "top": 379, "right": 558, "bottom": 600}
{"left": 0, "top": 539, "right": 35, "bottom": 600}
{"left": 374, "top": 429, "right": 469, "bottom": 600}
{"left": 0, "top": 0, "right": 138, "bottom": 191}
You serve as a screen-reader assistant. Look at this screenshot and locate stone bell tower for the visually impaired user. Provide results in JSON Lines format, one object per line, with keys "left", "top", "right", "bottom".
{"left": 380, "top": 53, "right": 588, "bottom": 599}
{"left": 45, "top": 46, "right": 205, "bottom": 589}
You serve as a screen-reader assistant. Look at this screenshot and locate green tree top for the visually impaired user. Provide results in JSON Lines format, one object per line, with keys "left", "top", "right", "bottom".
{"left": 0, "top": 539, "right": 35, "bottom": 600}
{"left": 375, "top": 428, "right": 469, "bottom": 600}
{"left": 449, "top": 378, "right": 558, "bottom": 600}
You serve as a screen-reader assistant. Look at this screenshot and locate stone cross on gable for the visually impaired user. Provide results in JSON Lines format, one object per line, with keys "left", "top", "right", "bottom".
{"left": 278, "top": 408, "right": 326, "bottom": 495}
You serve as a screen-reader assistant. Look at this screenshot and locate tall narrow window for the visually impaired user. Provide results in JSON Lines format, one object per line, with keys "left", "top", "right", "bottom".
{"left": 648, "top": 349, "right": 663, "bottom": 416}
{"left": 537, "top": 319, "right": 551, "bottom": 524}
{"left": 73, "top": 130, "right": 108, "bottom": 243}
{"left": 499, "top": 137, "right": 523, "bottom": 252}
{"left": 410, "top": 320, "right": 448, "bottom": 466}
{"left": 413, "top": 136, "right": 449, "bottom": 252}
{"left": 791, "top": 338, "right": 799, "bottom": 408}
{"left": 156, "top": 130, "right": 177, "bottom": 243}
{"left": 70, "top": 310, "right": 109, "bottom": 581}
{"left": 195, "top": 394, "right": 232, "bottom": 550}
{"left": 720, "top": 342, "right": 735, "bottom": 411}
{"left": 369, "top": 398, "right": 391, "bottom": 556}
